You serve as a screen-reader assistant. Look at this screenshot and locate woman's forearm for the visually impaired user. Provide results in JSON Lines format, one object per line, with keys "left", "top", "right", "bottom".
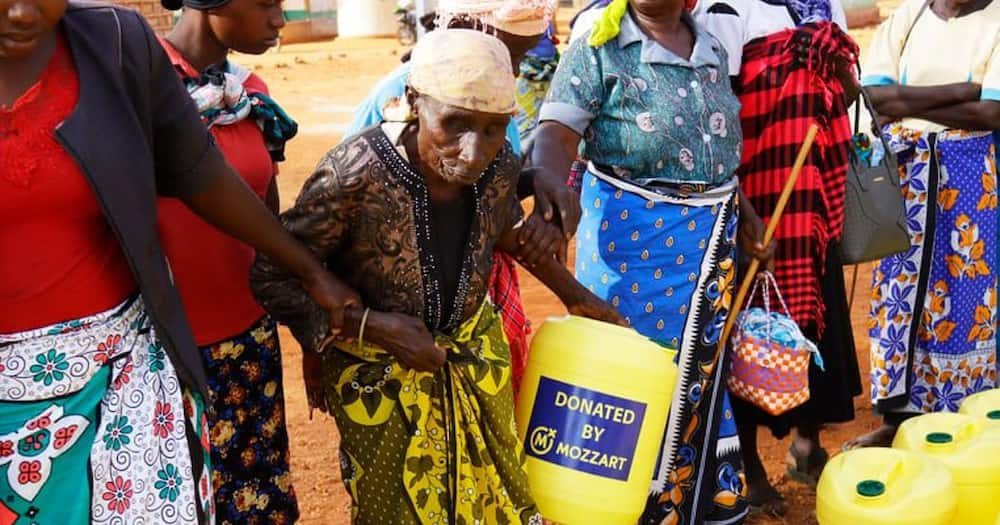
{"left": 531, "top": 121, "right": 581, "bottom": 188}
{"left": 182, "top": 168, "right": 324, "bottom": 281}
{"left": 912, "top": 100, "right": 1000, "bottom": 132}
{"left": 519, "top": 252, "right": 589, "bottom": 308}
{"left": 867, "top": 83, "right": 981, "bottom": 119}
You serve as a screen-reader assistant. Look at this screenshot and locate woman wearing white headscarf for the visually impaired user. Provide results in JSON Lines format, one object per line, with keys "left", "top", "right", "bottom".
{"left": 252, "top": 29, "right": 621, "bottom": 524}
{"left": 345, "top": 0, "right": 580, "bottom": 400}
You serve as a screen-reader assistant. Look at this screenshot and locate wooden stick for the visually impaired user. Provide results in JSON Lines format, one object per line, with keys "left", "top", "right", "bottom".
{"left": 717, "top": 124, "right": 819, "bottom": 354}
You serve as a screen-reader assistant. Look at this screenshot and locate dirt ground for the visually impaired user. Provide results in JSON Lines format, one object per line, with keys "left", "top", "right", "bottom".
{"left": 234, "top": 6, "right": 901, "bottom": 524}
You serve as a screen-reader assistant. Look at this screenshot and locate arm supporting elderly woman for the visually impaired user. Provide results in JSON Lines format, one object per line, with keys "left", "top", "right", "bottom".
{"left": 181, "top": 171, "right": 359, "bottom": 328}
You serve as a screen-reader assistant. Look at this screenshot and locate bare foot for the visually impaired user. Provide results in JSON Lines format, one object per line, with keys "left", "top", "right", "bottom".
{"left": 842, "top": 424, "right": 898, "bottom": 451}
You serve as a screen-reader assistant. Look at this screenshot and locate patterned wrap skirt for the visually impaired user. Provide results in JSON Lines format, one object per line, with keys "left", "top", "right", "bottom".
{"left": 574, "top": 166, "right": 749, "bottom": 525}
{"left": 0, "top": 296, "right": 213, "bottom": 524}
{"left": 869, "top": 127, "right": 998, "bottom": 414}
{"left": 320, "top": 301, "right": 540, "bottom": 525}
{"left": 200, "top": 316, "right": 298, "bottom": 525}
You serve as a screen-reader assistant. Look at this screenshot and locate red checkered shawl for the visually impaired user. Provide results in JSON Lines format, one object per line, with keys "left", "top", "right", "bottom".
{"left": 489, "top": 251, "right": 530, "bottom": 398}
{"left": 737, "top": 22, "right": 857, "bottom": 336}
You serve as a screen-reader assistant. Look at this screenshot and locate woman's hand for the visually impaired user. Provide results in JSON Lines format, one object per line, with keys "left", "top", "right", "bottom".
{"left": 301, "top": 268, "right": 362, "bottom": 336}
{"left": 369, "top": 312, "right": 447, "bottom": 372}
{"left": 302, "top": 351, "right": 329, "bottom": 416}
{"left": 515, "top": 214, "right": 568, "bottom": 267}
{"left": 567, "top": 295, "right": 628, "bottom": 327}
{"left": 524, "top": 165, "right": 582, "bottom": 241}
{"left": 738, "top": 196, "right": 776, "bottom": 272}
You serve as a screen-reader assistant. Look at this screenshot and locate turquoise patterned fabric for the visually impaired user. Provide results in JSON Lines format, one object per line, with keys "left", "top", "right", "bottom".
{"left": 540, "top": 11, "right": 743, "bottom": 186}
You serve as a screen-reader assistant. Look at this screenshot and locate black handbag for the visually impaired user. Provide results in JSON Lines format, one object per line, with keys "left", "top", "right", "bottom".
{"left": 838, "top": 86, "right": 911, "bottom": 265}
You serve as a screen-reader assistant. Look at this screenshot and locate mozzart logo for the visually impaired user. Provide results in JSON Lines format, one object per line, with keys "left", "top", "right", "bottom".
{"left": 529, "top": 426, "right": 558, "bottom": 455}
{"left": 524, "top": 377, "right": 647, "bottom": 481}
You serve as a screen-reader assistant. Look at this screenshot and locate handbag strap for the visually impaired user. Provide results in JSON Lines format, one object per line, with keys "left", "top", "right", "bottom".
{"left": 853, "top": 0, "right": 930, "bottom": 136}
{"left": 901, "top": 0, "right": 931, "bottom": 57}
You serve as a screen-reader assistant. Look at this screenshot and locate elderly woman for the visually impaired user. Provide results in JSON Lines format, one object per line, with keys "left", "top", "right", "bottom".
{"left": 0, "top": 0, "right": 353, "bottom": 522}
{"left": 692, "top": 0, "right": 862, "bottom": 514}
{"left": 251, "top": 29, "right": 621, "bottom": 524}
{"left": 157, "top": 0, "right": 300, "bottom": 521}
{"left": 848, "top": 0, "right": 1000, "bottom": 449}
{"left": 347, "top": 0, "right": 580, "bottom": 398}
{"left": 531, "top": 0, "right": 773, "bottom": 522}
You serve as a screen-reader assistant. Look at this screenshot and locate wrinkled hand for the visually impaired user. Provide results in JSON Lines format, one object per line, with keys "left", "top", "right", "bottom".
{"left": 525, "top": 166, "right": 582, "bottom": 241}
{"left": 302, "top": 351, "right": 328, "bottom": 416}
{"left": 375, "top": 312, "right": 447, "bottom": 372}
{"left": 738, "top": 203, "right": 776, "bottom": 272}
{"left": 302, "top": 268, "right": 361, "bottom": 338}
{"left": 567, "top": 293, "right": 628, "bottom": 327}
{"left": 515, "top": 213, "right": 568, "bottom": 267}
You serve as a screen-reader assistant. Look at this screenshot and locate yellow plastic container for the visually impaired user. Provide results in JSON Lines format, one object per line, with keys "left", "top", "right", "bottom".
{"left": 960, "top": 389, "right": 1000, "bottom": 427}
{"left": 816, "top": 447, "right": 958, "bottom": 525}
{"left": 893, "top": 413, "right": 1000, "bottom": 525}
{"left": 515, "top": 316, "right": 678, "bottom": 525}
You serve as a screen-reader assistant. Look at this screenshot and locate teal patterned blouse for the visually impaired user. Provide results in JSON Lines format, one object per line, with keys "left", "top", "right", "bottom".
{"left": 540, "top": 11, "right": 743, "bottom": 187}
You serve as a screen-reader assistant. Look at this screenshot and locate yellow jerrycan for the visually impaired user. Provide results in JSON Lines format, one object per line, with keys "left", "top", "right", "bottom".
{"left": 893, "top": 413, "right": 1000, "bottom": 525}
{"left": 816, "top": 447, "right": 958, "bottom": 525}
{"left": 515, "top": 316, "right": 678, "bottom": 525}
{"left": 960, "top": 389, "right": 1000, "bottom": 427}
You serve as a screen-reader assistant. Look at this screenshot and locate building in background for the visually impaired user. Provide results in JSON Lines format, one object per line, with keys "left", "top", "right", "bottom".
{"left": 113, "top": 0, "right": 337, "bottom": 42}
{"left": 115, "top": 0, "right": 174, "bottom": 33}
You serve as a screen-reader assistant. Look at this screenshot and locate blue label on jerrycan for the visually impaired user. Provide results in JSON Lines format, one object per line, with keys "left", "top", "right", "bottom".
{"left": 525, "top": 376, "right": 647, "bottom": 481}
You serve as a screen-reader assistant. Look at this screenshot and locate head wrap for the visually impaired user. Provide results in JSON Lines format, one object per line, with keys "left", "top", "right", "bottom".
{"left": 406, "top": 29, "right": 517, "bottom": 116}
{"left": 587, "top": 0, "right": 698, "bottom": 47}
{"left": 436, "top": 0, "right": 557, "bottom": 36}
{"left": 160, "top": 0, "right": 230, "bottom": 11}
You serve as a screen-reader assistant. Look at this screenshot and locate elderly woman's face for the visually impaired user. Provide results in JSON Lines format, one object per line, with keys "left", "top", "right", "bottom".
{"left": 414, "top": 95, "right": 510, "bottom": 187}
{"left": 0, "top": 0, "right": 66, "bottom": 59}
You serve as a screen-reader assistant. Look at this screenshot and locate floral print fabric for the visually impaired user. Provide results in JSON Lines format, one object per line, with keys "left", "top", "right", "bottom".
{"left": 323, "top": 302, "right": 540, "bottom": 525}
{"left": 0, "top": 297, "right": 213, "bottom": 524}
{"left": 540, "top": 11, "right": 742, "bottom": 186}
{"left": 201, "top": 317, "right": 298, "bottom": 525}
{"left": 869, "top": 127, "right": 999, "bottom": 414}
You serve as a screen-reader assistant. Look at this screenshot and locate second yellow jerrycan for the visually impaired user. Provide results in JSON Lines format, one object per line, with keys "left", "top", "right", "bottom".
{"left": 816, "top": 447, "right": 957, "bottom": 525}
{"left": 893, "top": 413, "right": 1000, "bottom": 525}
{"left": 960, "top": 389, "right": 1000, "bottom": 427}
{"left": 515, "top": 315, "right": 678, "bottom": 525}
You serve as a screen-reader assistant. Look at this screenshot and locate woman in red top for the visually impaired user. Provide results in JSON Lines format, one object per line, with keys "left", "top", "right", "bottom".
{"left": 157, "top": 0, "right": 299, "bottom": 522}
{"left": 0, "top": 0, "right": 356, "bottom": 523}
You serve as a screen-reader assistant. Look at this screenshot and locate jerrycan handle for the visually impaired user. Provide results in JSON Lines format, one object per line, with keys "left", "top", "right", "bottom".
{"left": 855, "top": 456, "right": 904, "bottom": 504}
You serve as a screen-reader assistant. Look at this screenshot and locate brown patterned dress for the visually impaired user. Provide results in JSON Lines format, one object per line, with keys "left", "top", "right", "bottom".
{"left": 251, "top": 123, "right": 541, "bottom": 525}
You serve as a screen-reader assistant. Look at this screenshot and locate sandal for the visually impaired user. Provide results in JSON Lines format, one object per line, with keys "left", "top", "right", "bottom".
{"left": 785, "top": 445, "right": 829, "bottom": 486}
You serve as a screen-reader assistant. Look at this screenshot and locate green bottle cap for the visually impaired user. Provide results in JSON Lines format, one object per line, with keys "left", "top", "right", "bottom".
{"left": 926, "top": 432, "right": 953, "bottom": 444}
{"left": 856, "top": 480, "right": 886, "bottom": 498}
{"left": 987, "top": 410, "right": 1000, "bottom": 421}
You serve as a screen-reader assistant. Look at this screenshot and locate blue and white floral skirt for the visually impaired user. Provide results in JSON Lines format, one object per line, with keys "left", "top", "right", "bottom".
{"left": 0, "top": 296, "right": 213, "bottom": 524}
{"left": 869, "top": 127, "right": 998, "bottom": 414}
{"left": 575, "top": 166, "right": 748, "bottom": 525}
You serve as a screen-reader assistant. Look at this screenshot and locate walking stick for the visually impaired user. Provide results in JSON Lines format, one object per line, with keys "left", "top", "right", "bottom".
{"left": 716, "top": 124, "right": 820, "bottom": 354}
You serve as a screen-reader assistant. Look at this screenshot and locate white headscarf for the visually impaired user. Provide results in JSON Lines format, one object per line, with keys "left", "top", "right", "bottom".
{"left": 408, "top": 29, "right": 517, "bottom": 115}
